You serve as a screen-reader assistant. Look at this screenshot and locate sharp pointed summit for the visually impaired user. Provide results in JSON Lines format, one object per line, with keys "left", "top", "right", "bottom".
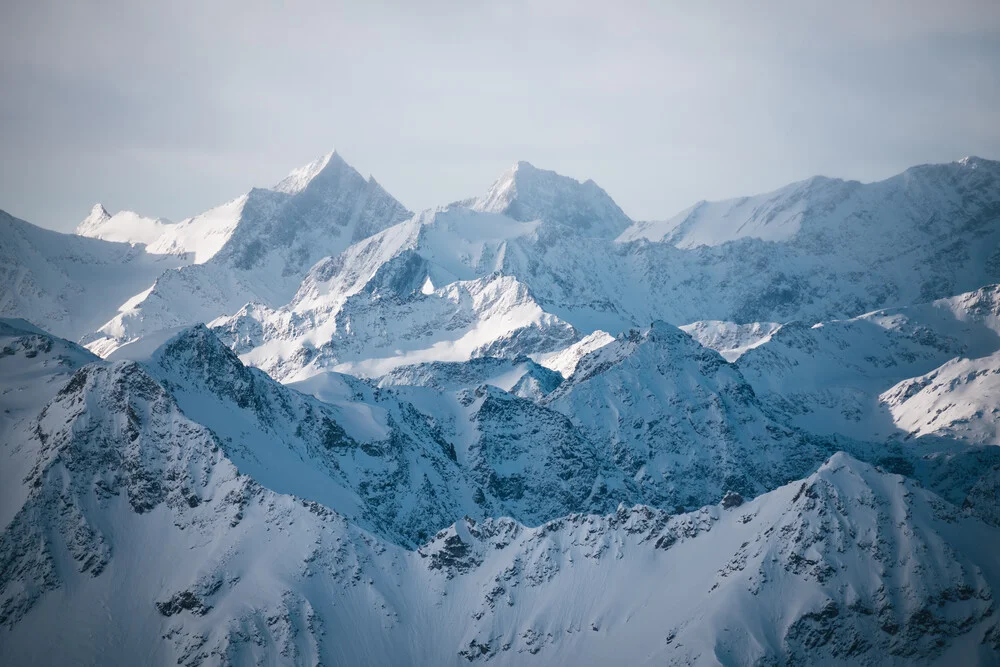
{"left": 87, "top": 202, "right": 110, "bottom": 222}
{"left": 271, "top": 150, "right": 336, "bottom": 194}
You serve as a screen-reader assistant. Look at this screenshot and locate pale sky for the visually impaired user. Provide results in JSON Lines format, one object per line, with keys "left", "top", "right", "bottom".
{"left": 2, "top": 0, "right": 999, "bottom": 231}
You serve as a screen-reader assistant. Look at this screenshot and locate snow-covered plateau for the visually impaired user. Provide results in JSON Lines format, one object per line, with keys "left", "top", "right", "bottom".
{"left": 2, "top": 153, "right": 1000, "bottom": 665}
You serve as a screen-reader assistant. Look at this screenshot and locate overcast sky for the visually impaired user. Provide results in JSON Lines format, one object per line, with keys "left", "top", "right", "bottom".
{"left": 2, "top": 1, "right": 999, "bottom": 232}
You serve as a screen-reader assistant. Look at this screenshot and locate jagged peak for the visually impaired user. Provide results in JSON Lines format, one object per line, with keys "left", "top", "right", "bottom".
{"left": 618, "top": 319, "right": 702, "bottom": 349}
{"left": 153, "top": 323, "right": 233, "bottom": 361}
{"left": 88, "top": 203, "right": 111, "bottom": 221}
{"left": 271, "top": 150, "right": 340, "bottom": 194}
{"left": 75, "top": 203, "right": 112, "bottom": 235}
{"left": 471, "top": 160, "right": 632, "bottom": 239}
{"left": 558, "top": 320, "right": 729, "bottom": 388}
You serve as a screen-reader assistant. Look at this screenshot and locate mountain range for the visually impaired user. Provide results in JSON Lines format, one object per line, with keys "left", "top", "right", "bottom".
{"left": 2, "top": 152, "right": 1000, "bottom": 665}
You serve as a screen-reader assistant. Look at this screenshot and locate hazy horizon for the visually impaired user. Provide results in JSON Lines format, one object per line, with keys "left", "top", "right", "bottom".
{"left": 3, "top": 1, "right": 999, "bottom": 232}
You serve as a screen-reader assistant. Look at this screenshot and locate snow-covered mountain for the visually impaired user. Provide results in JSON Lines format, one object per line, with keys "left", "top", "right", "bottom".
{"left": 679, "top": 320, "right": 782, "bottom": 362}
{"left": 470, "top": 161, "right": 633, "bottom": 239}
{"left": 3, "top": 353, "right": 998, "bottom": 666}
{"left": 0, "top": 210, "right": 190, "bottom": 340}
{"left": 76, "top": 203, "right": 177, "bottom": 247}
{"left": 212, "top": 270, "right": 578, "bottom": 382}
{"left": 4, "top": 152, "right": 1000, "bottom": 665}
{"left": 80, "top": 151, "right": 411, "bottom": 355}
{"left": 734, "top": 284, "right": 1000, "bottom": 440}
{"left": 225, "top": 156, "right": 1000, "bottom": 359}
{"left": 542, "top": 321, "right": 830, "bottom": 510}
{"left": 111, "top": 325, "right": 643, "bottom": 544}
{"left": 620, "top": 156, "right": 1000, "bottom": 247}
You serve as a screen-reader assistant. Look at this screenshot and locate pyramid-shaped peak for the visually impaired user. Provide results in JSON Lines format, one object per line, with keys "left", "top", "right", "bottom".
{"left": 76, "top": 202, "right": 111, "bottom": 232}
{"left": 88, "top": 203, "right": 111, "bottom": 221}
{"left": 76, "top": 203, "right": 112, "bottom": 236}
{"left": 154, "top": 323, "right": 236, "bottom": 360}
{"left": 271, "top": 150, "right": 355, "bottom": 194}
{"left": 472, "top": 161, "right": 632, "bottom": 239}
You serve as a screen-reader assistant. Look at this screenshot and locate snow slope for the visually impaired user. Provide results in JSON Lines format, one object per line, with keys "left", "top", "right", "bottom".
{"left": 213, "top": 270, "right": 578, "bottom": 382}
{"left": 620, "top": 175, "right": 851, "bottom": 247}
{"left": 530, "top": 329, "right": 615, "bottom": 377}
{"left": 880, "top": 351, "right": 1000, "bottom": 445}
{"left": 680, "top": 320, "right": 782, "bottom": 362}
{"left": 76, "top": 203, "right": 176, "bottom": 247}
{"left": 736, "top": 284, "right": 1000, "bottom": 440}
{"left": 376, "top": 355, "right": 564, "bottom": 400}
{"left": 0, "top": 210, "right": 190, "bottom": 341}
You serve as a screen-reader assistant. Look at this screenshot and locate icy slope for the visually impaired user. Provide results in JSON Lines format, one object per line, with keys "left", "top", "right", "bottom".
{"left": 83, "top": 151, "right": 411, "bottom": 355}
